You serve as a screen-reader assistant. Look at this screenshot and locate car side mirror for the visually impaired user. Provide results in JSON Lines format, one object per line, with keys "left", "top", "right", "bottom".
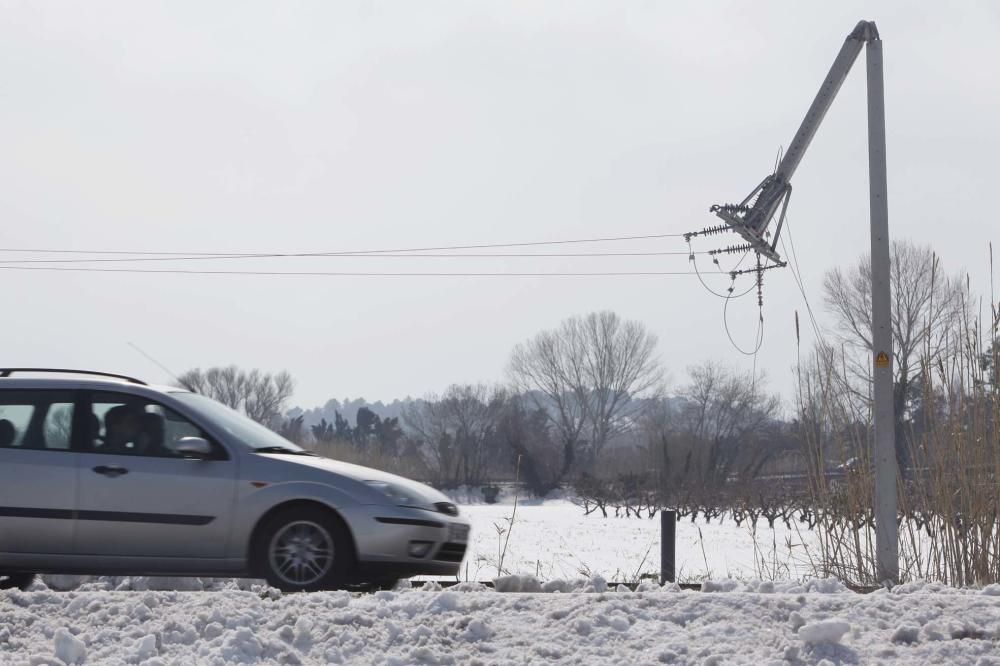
{"left": 171, "top": 436, "right": 213, "bottom": 459}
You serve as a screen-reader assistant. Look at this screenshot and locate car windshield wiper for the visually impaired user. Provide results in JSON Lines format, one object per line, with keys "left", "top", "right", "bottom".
{"left": 252, "top": 446, "right": 317, "bottom": 456}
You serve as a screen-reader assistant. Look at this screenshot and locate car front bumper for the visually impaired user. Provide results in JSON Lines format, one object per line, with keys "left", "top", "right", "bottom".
{"left": 341, "top": 504, "right": 471, "bottom": 578}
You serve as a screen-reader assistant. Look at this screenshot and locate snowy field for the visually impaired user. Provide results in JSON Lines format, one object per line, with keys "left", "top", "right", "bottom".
{"left": 5, "top": 578, "right": 1000, "bottom": 664}
{"left": 454, "top": 495, "right": 819, "bottom": 583}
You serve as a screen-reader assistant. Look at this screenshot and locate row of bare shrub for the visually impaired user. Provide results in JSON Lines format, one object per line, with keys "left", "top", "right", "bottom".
{"left": 570, "top": 472, "right": 819, "bottom": 528}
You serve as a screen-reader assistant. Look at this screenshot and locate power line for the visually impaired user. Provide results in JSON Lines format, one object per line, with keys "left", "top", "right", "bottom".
{"left": 0, "top": 265, "right": 722, "bottom": 277}
{"left": 688, "top": 239, "right": 742, "bottom": 299}
{"left": 0, "top": 232, "right": 687, "bottom": 260}
{"left": 780, "top": 217, "right": 827, "bottom": 350}
{"left": 722, "top": 282, "right": 765, "bottom": 356}
{"left": 686, "top": 238, "right": 757, "bottom": 300}
{"left": 0, "top": 249, "right": 708, "bottom": 265}
{"left": 687, "top": 234, "right": 766, "bottom": 358}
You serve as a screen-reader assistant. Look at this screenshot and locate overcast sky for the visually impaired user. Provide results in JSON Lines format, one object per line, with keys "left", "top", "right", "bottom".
{"left": 2, "top": 1, "right": 997, "bottom": 410}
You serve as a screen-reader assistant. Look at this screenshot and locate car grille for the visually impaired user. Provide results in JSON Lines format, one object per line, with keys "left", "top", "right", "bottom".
{"left": 435, "top": 502, "right": 458, "bottom": 516}
{"left": 434, "top": 542, "right": 467, "bottom": 563}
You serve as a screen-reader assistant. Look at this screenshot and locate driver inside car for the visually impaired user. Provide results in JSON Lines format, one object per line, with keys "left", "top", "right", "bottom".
{"left": 102, "top": 404, "right": 145, "bottom": 454}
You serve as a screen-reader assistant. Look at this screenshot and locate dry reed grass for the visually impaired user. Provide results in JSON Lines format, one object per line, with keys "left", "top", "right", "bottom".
{"left": 803, "top": 250, "right": 998, "bottom": 586}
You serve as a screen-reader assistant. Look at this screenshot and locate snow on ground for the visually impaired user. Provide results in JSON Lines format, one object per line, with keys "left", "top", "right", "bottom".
{"left": 6, "top": 495, "right": 1000, "bottom": 663}
{"left": 4, "top": 578, "right": 1000, "bottom": 664}
{"left": 455, "top": 494, "right": 819, "bottom": 583}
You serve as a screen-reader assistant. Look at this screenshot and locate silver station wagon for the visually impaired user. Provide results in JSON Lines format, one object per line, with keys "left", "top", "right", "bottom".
{"left": 0, "top": 369, "right": 469, "bottom": 592}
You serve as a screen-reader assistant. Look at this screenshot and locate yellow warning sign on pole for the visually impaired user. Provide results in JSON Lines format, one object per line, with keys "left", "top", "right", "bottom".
{"left": 875, "top": 351, "right": 890, "bottom": 368}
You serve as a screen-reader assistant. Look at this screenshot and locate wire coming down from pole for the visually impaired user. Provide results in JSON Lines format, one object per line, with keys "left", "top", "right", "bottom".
{"left": 0, "top": 232, "right": 688, "bottom": 261}
{"left": 0, "top": 266, "right": 720, "bottom": 278}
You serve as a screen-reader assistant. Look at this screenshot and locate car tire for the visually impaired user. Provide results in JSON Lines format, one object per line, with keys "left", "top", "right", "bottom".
{"left": 253, "top": 506, "right": 354, "bottom": 593}
{"left": 0, "top": 573, "right": 36, "bottom": 591}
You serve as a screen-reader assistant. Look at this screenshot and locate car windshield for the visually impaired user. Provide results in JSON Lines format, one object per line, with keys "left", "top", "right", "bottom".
{"left": 170, "top": 392, "right": 305, "bottom": 452}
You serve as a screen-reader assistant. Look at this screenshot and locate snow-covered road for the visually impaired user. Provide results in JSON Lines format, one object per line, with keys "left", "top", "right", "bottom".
{"left": 4, "top": 578, "right": 1000, "bottom": 665}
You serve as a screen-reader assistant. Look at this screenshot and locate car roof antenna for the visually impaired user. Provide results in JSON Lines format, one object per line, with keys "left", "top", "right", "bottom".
{"left": 127, "top": 342, "right": 182, "bottom": 385}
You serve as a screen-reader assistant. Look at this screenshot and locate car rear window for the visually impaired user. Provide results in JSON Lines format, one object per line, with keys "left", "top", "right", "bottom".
{"left": 0, "top": 390, "right": 75, "bottom": 451}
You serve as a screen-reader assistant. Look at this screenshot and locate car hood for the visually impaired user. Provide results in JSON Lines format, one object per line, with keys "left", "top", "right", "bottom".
{"left": 260, "top": 453, "right": 451, "bottom": 508}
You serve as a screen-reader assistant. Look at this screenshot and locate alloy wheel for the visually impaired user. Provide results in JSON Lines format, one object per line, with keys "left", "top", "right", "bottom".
{"left": 267, "top": 520, "right": 335, "bottom": 587}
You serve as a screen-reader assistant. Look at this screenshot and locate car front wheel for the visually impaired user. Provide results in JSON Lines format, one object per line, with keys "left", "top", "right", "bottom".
{"left": 254, "top": 507, "right": 354, "bottom": 592}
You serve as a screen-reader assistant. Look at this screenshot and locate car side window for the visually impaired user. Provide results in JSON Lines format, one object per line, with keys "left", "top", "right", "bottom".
{"left": 0, "top": 390, "right": 76, "bottom": 451}
{"left": 88, "top": 392, "right": 225, "bottom": 459}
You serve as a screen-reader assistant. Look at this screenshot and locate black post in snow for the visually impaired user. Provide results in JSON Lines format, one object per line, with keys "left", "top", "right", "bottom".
{"left": 660, "top": 509, "right": 676, "bottom": 585}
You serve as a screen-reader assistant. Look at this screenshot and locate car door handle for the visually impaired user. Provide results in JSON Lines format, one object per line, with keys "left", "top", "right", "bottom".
{"left": 92, "top": 465, "right": 129, "bottom": 478}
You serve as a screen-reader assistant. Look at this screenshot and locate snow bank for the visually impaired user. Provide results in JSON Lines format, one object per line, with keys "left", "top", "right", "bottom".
{"left": 798, "top": 617, "right": 851, "bottom": 644}
{"left": 5, "top": 579, "right": 1000, "bottom": 664}
{"left": 493, "top": 573, "right": 542, "bottom": 593}
{"left": 493, "top": 574, "right": 613, "bottom": 594}
{"left": 702, "top": 577, "right": 848, "bottom": 594}
{"left": 53, "top": 627, "right": 86, "bottom": 664}
{"left": 39, "top": 575, "right": 265, "bottom": 593}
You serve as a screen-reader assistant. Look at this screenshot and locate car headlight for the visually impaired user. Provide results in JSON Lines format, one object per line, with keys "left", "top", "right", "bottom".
{"left": 365, "top": 480, "right": 423, "bottom": 506}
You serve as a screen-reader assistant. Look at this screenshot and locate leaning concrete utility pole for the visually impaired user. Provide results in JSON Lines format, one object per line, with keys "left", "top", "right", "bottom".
{"left": 688, "top": 21, "right": 898, "bottom": 582}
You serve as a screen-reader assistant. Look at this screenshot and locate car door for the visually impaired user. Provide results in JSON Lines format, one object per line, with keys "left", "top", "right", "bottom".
{"left": 0, "top": 389, "right": 80, "bottom": 555}
{"left": 74, "top": 391, "right": 238, "bottom": 559}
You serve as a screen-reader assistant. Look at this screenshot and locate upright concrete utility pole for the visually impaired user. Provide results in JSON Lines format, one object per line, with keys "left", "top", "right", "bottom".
{"left": 700, "top": 21, "right": 898, "bottom": 582}
{"left": 865, "top": 34, "right": 898, "bottom": 584}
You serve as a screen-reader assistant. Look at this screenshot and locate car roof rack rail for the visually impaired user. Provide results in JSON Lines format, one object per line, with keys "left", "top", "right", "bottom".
{"left": 0, "top": 368, "right": 148, "bottom": 385}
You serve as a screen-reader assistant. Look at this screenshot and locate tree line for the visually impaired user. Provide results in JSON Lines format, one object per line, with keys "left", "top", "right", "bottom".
{"left": 176, "top": 311, "right": 785, "bottom": 497}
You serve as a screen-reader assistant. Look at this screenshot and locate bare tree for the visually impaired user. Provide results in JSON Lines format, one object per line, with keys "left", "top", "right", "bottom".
{"left": 498, "top": 395, "right": 562, "bottom": 496}
{"left": 508, "top": 311, "right": 664, "bottom": 480}
{"left": 823, "top": 240, "right": 967, "bottom": 467}
{"left": 636, "top": 398, "right": 678, "bottom": 494}
{"left": 177, "top": 365, "right": 295, "bottom": 427}
{"left": 403, "top": 384, "right": 508, "bottom": 487}
{"left": 678, "top": 361, "right": 781, "bottom": 486}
